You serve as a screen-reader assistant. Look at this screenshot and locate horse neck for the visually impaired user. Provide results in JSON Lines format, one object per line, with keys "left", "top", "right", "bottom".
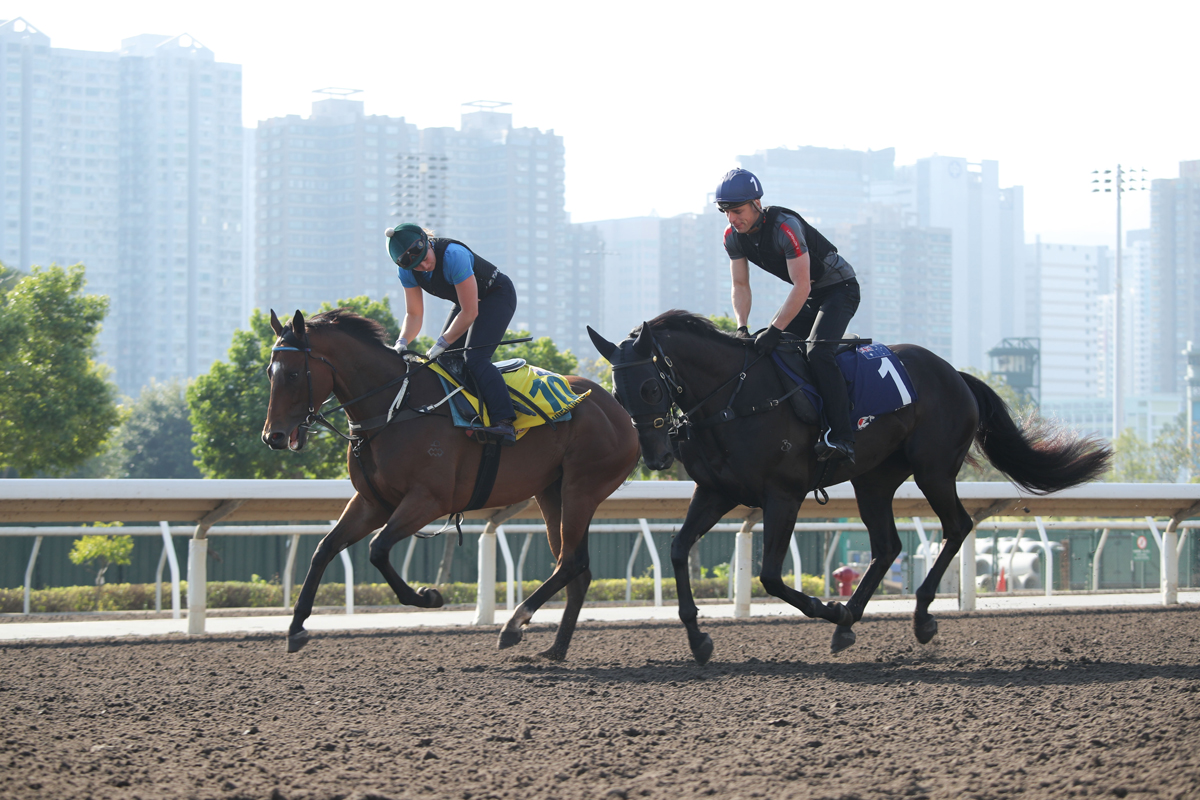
{"left": 658, "top": 329, "right": 750, "bottom": 411}
{"left": 313, "top": 332, "right": 408, "bottom": 420}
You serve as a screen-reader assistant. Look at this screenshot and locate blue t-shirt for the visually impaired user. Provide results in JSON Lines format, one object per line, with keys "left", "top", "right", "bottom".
{"left": 397, "top": 243, "right": 475, "bottom": 290}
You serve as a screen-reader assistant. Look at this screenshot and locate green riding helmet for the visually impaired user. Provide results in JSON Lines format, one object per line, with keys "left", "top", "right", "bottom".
{"left": 386, "top": 223, "right": 429, "bottom": 271}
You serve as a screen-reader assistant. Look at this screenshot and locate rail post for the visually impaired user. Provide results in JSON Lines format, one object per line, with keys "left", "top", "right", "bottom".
{"left": 473, "top": 502, "right": 530, "bottom": 626}
{"left": 734, "top": 510, "right": 761, "bottom": 618}
{"left": 188, "top": 500, "right": 245, "bottom": 635}
{"left": 22, "top": 535, "right": 42, "bottom": 615}
{"left": 157, "top": 522, "right": 180, "bottom": 619}
{"left": 1158, "top": 502, "right": 1200, "bottom": 604}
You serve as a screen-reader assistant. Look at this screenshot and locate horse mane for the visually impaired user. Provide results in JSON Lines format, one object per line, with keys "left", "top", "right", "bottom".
{"left": 303, "top": 308, "right": 392, "bottom": 349}
{"left": 639, "top": 309, "right": 739, "bottom": 345}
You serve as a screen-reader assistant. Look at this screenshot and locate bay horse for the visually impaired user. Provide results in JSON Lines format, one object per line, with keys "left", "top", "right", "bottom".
{"left": 263, "top": 309, "right": 639, "bottom": 657}
{"left": 588, "top": 311, "right": 1110, "bottom": 664}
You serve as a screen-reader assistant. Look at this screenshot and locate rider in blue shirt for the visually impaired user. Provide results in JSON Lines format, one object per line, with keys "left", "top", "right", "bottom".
{"left": 386, "top": 224, "right": 518, "bottom": 445}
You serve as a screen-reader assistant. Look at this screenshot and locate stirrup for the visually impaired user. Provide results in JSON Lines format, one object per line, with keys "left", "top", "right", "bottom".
{"left": 469, "top": 420, "right": 516, "bottom": 446}
{"left": 815, "top": 429, "right": 855, "bottom": 465}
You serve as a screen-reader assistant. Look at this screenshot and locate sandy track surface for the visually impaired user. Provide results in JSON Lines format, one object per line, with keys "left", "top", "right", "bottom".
{"left": 1, "top": 606, "right": 1198, "bottom": 800}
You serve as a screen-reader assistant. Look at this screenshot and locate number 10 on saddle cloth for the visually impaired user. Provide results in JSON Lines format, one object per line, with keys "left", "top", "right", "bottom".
{"left": 428, "top": 362, "right": 591, "bottom": 441}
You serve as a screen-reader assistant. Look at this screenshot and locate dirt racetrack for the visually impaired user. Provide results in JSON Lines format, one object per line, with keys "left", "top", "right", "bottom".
{"left": 1, "top": 606, "right": 1198, "bottom": 800}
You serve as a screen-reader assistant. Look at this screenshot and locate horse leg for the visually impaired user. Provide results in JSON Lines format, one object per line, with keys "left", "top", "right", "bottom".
{"left": 829, "top": 467, "right": 910, "bottom": 653}
{"left": 367, "top": 494, "right": 453, "bottom": 610}
{"left": 288, "top": 494, "right": 390, "bottom": 653}
{"left": 910, "top": 470, "right": 974, "bottom": 645}
{"left": 500, "top": 478, "right": 600, "bottom": 661}
{"left": 669, "top": 486, "right": 737, "bottom": 665}
{"left": 757, "top": 494, "right": 848, "bottom": 624}
{"left": 538, "top": 567, "right": 592, "bottom": 662}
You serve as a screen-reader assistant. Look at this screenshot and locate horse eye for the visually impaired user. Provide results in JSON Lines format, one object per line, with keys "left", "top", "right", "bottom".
{"left": 641, "top": 380, "right": 662, "bottom": 403}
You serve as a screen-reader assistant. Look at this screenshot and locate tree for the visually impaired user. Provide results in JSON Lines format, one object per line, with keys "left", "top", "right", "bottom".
{"left": 708, "top": 314, "right": 738, "bottom": 333}
{"left": 112, "top": 380, "right": 201, "bottom": 478}
{"left": 0, "top": 263, "right": 121, "bottom": 477}
{"left": 500, "top": 330, "right": 578, "bottom": 376}
{"left": 1109, "top": 415, "right": 1197, "bottom": 482}
{"left": 188, "top": 297, "right": 401, "bottom": 479}
{"left": 69, "top": 531, "right": 134, "bottom": 609}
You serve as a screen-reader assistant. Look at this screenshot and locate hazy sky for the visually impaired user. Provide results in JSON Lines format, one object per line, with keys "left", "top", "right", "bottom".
{"left": 25, "top": 0, "right": 1197, "bottom": 246}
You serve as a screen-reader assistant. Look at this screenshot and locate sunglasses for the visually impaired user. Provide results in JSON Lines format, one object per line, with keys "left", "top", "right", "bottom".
{"left": 399, "top": 240, "right": 425, "bottom": 268}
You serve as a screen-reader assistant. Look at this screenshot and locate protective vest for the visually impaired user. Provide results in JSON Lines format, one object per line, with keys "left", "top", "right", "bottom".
{"left": 416, "top": 239, "right": 503, "bottom": 304}
{"left": 732, "top": 206, "right": 839, "bottom": 285}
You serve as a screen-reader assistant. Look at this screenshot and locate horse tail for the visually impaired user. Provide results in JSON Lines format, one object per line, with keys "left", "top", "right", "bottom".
{"left": 959, "top": 371, "right": 1112, "bottom": 494}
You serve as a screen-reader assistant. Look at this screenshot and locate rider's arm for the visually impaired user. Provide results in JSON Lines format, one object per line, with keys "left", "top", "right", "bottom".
{"left": 442, "top": 275, "right": 480, "bottom": 343}
{"left": 730, "top": 257, "right": 752, "bottom": 328}
{"left": 770, "top": 254, "right": 811, "bottom": 330}
{"left": 399, "top": 285, "right": 425, "bottom": 343}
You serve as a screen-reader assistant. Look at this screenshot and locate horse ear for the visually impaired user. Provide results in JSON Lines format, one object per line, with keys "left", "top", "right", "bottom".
{"left": 632, "top": 322, "right": 653, "bottom": 357}
{"left": 587, "top": 326, "right": 619, "bottom": 363}
{"left": 269, "top": 309, "right": 284, "bottom": 337}
{"left": 291, "top": 309, "right": 305, "bottom": 339}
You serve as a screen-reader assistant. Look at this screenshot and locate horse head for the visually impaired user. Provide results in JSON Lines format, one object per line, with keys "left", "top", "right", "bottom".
{"left": 262, "top": 309, "right": 337, "bottom": 451}
{"left": 588, "top": 322, "right": 676, "bottom": 470}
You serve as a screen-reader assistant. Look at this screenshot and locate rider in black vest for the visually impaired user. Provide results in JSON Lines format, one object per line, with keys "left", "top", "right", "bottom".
{"left": 386, "top": 223, "right": 518, "bottom": 445}
{"left": 717, "top": 168, "right": 861, "bottom": 464}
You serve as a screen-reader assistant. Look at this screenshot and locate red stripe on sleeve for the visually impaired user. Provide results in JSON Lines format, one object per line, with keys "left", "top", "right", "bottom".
{"left": 780, "top": 222, "right": 803, "bottom": 258}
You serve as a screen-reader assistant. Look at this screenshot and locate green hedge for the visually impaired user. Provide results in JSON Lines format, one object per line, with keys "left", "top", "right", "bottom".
{"left": 0, "top": 574, "right": 826, "bottom": 614}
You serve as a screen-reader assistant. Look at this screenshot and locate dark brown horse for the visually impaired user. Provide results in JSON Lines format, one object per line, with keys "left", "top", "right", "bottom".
{"left": 589, "top": 311, "right": 1111, "bottom": 664}
{"left": 263, "top": 309, "right": 639, "bottom": 657}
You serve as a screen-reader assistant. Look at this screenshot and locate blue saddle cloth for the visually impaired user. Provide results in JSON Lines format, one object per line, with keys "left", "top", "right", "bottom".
{"left": 834, "top": 343, "right": 917, "bottom": 431}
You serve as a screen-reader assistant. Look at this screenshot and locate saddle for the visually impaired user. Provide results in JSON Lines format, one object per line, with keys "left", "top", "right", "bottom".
{"left": 768, "top": 333, "right": 861, "bottom": 426}
{"left": 428, "top": 357, "right": 590, "bottom": 444}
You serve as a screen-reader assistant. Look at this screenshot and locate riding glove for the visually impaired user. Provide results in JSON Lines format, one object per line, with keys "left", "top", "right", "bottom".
{"left": 735, "top": 326, "right": 752, "bottom": 339}
{"left": 754, "top": 326, "right": 782, "bottom": 354}
{"left": 392, "top": 337, "right": 407, "bottom": 354}
{"left": 427, "top": 336, "right": 449, "bottom": 360}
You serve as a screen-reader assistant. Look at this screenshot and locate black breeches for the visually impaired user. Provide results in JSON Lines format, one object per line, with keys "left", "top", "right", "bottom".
{"left": 441, "top": 275, "right": 518, "bottom": 422}
{"left": 785, "top": 280, "right": 861, "bottom": 440}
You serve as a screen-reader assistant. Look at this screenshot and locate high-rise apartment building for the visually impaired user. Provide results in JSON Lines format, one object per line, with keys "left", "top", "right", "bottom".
{"left": 658, "top": 207, "right": 730, "bottom": 321}
{"left": 593, "top": 216, "right": 663, "bottom": 339}
{"left": 1031, "top": 241, "right": 1102, "bottom": 403}
{"left": 845, "top": 207, "right": 953, "bottom": 359}
{"left": 117, "top": 34, "right": 243, "bottom": 393}
{"left": 254, "top": 95, "right": 416, "bottom": 316}
{"left": 1149, "top": 161, "right": 1200, "bottom": 393}
{"left": 0, "top": 20, "right": 243, "bottom": 396}
{"left": 736, "top": 145, "right": 894, "bottom": 228}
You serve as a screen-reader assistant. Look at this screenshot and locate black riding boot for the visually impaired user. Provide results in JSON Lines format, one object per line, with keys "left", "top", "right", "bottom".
{"left": 808, "top": 345, "right": 855, "bottom": 464}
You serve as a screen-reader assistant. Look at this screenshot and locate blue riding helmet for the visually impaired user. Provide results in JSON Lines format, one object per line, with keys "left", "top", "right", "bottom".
{"left": 715, "top": 168, "right": 764, "bottom": 210}
{"left": 386, "top": 223, "right": 429, "bottom": 271}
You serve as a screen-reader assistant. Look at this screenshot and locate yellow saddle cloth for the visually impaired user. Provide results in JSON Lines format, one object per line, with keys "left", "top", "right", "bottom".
{"left": 427, "top": 362, "right": 591, "bottom": 441}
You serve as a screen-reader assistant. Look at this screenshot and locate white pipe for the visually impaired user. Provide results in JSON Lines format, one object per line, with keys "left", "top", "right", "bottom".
{"left": 1006, "top": 528, "right": 1026, "bottom": 594}
{"left": 788, "top": 532, "right": 802, "bottom": 591}
{"left": 23, "top": 535, "right": 42, "bottom": 615}
{"left": 1144, "top": 517, "right": 1163, "bottom": 549}
{"left": 638, "top": 519, "right": 663, "bottom": 607}
{"left": 1160, "top": 516, "right": 1181, "bottom": 606}
{"left": 912, "top": 517, "right": 931, "bottom": 586}
{"left": 283, "top": 533, "right": 300, "bottom": 608}
{"left": 496, "top": 526, "right": 515, "bottom": 612}
{"left": 823, "top": 530, "right": 842, "bottom": 599}
{"left": 1093, "top": 528, "right": 1109, "bottom": 592}
{"left": 401, "top": 536, "right": 417, "bottom": 583}
{"left": 1034, "top": 516, "right": 1054, "bottom": 597}
{"left": 626, "top": 529, "right": 644, "bottom": 603}
{"left": 960, "top": 530, "right": 977, "bottom": 611}
{"left": 517, "top": 532, "right": 534, "bottom": 603}
{"left": 155, "top": 546, "right": 167, "bottom": 612}
{"left": 159, "top": 521, "right": 180, "bottom": 619}
{"left": 187, "top": 538, "right": 207, "bottom": 635}
{"left": 733, "top": 513, "right": 758, "bottom": 618}
{"left": 474, "top": 527, "right": 496, "bottom": 625}
{"left": 338, "top": 549, "right": 354, "bottom": 614}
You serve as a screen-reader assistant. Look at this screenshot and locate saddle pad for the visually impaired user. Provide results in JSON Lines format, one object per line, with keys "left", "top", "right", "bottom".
{"left": 429, "top": 362, "right": 590, "bottom": 440}
{"left": 834, "top": 343, "right": 917, "bottom": 430}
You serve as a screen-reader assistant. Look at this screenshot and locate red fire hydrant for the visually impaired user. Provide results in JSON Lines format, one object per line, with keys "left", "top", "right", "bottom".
{"left": 832, "top": 566, "right": 859, "bottom": 597}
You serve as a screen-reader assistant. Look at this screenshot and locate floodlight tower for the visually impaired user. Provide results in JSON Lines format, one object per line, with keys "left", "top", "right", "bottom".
{"left": 1091, "top": 165, "right": 1148, "bottom": 439}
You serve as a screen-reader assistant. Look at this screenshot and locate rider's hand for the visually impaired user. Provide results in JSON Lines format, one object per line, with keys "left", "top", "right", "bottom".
{"left": 735, "top": 326, "right": 752, "bottom": 340}
{"left": 427, "top": 336, "right": 449, "bottom": 360}
{"left": 754, "top": 325, "right": 782, "bottom": 355}
{"left": 392, "top": 337, "right": 407, "bottom": 354}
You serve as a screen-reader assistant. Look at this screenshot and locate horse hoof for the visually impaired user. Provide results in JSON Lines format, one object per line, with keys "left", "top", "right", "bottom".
{"left": 286, "top": 629, "right": 310, "bottom": 653}
{"left": 421, "top": 587, "right": 444, "bottom": 609}
{"left": 497, "top": 626, "right": 523, "bottom": 650}
{"left": 827, "top": 601, "right": 854, "bottom": 627}
{"left": 536, "top": 647, "right": 566, "bottom": 662}
{"left": 830, "top": 625, "right": 857, "bottom": 654}
{"left": 691, "top": 633, "right": 714, "bottom": 666}
{"left": 914, "top": 616, "right": 938, "bottom": 645}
